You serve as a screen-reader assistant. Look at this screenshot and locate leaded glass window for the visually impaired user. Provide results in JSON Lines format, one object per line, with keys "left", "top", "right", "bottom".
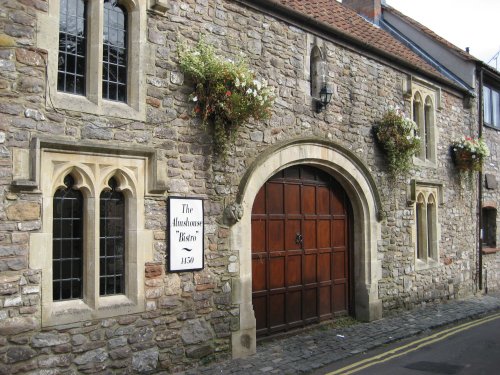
{"left": 424, "top": 97, "right": 433, "bottom": 160}
{"left": 57, "top": 0, "right": 87, "bottom": 95}
{"left": 103, "top": 0, "right": 127, "bottom": 102}
{"left": 53, "top": 175, "right": 83, "bottom": 300}
{"left": 416, "top": 194, "right": 426, "bottom": 260}
{"left": 99, "top": 177, "right": 125, "bottom": 296}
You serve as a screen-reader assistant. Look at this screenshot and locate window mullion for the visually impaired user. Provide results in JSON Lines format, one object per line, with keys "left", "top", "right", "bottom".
{"left": 86, "top": 196, "right": 99, "bottom": 309}
{"left": 86, "top": 0, "right": 104, "bottom": 105}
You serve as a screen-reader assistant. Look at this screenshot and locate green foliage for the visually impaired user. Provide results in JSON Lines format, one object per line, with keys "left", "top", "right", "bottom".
{"left": 178, "top": 39, "right": 275, "bottom": 156}
{"left": 373, "top": 107, "right": 421, "bottom": 174}
{"left": 451, "top": 136, "right": 490, "bottom": 172}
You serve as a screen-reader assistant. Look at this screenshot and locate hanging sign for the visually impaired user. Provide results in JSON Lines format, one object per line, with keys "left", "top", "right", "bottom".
{"left": 168, "top": 197, "right": 204, "bottom": 272}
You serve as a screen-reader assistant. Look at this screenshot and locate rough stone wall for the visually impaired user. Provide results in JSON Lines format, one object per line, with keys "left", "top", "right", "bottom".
{"left": 377, "top": 88, "right": 480, "bottom": 310}
{"left": 0, "top": 0, "right": 493, "bottom": 373}
{"left": 482, "top": 124, "right": 500, "bottom": 292}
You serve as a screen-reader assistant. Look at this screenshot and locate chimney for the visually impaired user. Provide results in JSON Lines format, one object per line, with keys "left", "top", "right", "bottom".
{"left": 343, "top": 0, "right": 383, "bottom": 25}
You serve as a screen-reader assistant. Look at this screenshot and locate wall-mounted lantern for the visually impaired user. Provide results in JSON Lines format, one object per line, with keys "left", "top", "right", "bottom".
{"left": 316, "top": 85, "right": 333, "bottom": 113}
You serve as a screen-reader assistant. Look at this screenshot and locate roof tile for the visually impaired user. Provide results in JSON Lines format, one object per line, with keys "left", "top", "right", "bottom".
{"left": 274, "top": 0, "right": 450, "bottom": 82}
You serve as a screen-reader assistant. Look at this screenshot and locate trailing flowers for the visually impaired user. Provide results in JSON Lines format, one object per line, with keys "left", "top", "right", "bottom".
{"left": 178, "top": 39, "right": 275, "bottom": 156}
{"left": 373, "top": 106, "right": 421, "bottom": 174}
{"left": 451, "top": 136, "right": 489, "bottom": 171}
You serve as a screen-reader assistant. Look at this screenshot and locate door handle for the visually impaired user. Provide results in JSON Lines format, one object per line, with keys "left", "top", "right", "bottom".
{"left": 295, "top": 233, "right": 303, "bottom": 245}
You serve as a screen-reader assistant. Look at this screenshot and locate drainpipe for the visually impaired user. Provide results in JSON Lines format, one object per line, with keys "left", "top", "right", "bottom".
{"left": 478, "top": 68, "right": 484, "bottom": 291}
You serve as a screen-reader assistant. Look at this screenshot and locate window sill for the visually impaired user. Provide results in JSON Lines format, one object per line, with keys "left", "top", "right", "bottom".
{"left": 482, "top": 247, "right": 500, "bottom": 255}
{"left": 42, "top": 295, "right": 144, "bottom": 327}
{"left": 413, "top": 157, "right": 437, "bottom": 169}
{"left": 484, "top": 124, "right": 500, "bottom": 131}
{"left": 48, "top": 91, "right": 145, "bottom": 122}
{"left": 415, "top": 258, "right": 440, "bottom": 271}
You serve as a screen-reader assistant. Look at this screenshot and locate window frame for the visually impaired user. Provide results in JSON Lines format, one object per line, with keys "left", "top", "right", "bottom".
{"left": 484, "top": 84, "right": 500, "bottom": 130}
{"left": 52, "top": 174, "right": 84, "bottom": 301}
{"left": 99, "top": 177, "right": 126, "bottom": 296}
{"left": 38, "top": 0, "right": 146, "bottom": 121}
{"left": 411, "top": 85, "right": 437, "bottom": 167}
{"left": 413, "top": 185, "right": 441, "bottom": 270}
{"left": 30, "top": 147, "right": 152, "bottom": 327}
{"left": 482, "top": 206, "right": 497, "bottom": 248}
{"left": 57, "top": 0, "right": 87, "bottom": 96}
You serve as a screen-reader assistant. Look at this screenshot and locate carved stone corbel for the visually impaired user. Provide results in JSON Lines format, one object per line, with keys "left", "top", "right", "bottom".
{"left": 224, "top": 202, "right": 244, "bottom": 226}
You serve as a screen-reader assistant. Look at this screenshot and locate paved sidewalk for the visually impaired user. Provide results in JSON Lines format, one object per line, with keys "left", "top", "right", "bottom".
{"left": 184, "top": 293, "right": 500, "bottom": 374}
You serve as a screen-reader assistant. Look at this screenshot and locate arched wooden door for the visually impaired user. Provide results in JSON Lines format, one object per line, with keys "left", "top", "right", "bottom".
{"left": 251, "top": 165, "right": 351, "bottom": 336}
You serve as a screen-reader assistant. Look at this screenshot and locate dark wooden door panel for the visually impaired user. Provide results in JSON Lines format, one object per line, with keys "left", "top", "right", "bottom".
{"left": 285, "top": 219, "right": 301, "bottom": 250}
{"left": 269, "top": 220, "right": 284, "bottom": 251}
{"left": 285, "top": 184, "right": 301, "bottom": 214}
{"left": 252, "top": 165, "right": 351, "bottom": 336}
{"left": 254, "top": 296, "right": 267, "bottom": 332}
{"left": 287, "top": 255, "right": 302, "bottom": 286}
{"left": 318, "top": 252, "right": 331, "bottom": 282}
{"left": 269, "top": 294, "right": 285, "bottom": 328}
{"left": 303, "top": 220, "right": 317, "bottom": 249}
{"left": 267, "top": 182, "right": 284, "bottom": 214}
{"left": 252, "top": 220, "right": 266, "bottom": 253}
{"left": 286, "top": 290, "right": 302, "bottom": 324}
{"left": 269, "top": 257, "right": 285, "bottom": 289}
{"left": 252, "top": 258, "right": 267, "bottom": 291}
{"left": 319, "top": 286, "right": 332, "bottom": 317}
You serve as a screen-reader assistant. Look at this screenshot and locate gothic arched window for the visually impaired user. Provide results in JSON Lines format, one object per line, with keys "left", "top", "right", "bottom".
{"left": 99, "top": 177, "right": 126, "bottom": 295}
{"left": 53, "top": 174, "right": 84, "bottom": 300}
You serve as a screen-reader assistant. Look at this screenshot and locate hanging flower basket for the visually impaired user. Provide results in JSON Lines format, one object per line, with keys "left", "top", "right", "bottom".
{"left": 178, "top": 39, "right": 275, "bottom": 157}
{"left": 452, "top": 149, "right": 483, "bottom": 171}
{"left": 373, "top": 106, "right": 420, "bottom": 174}
{"left": 451, "top": 137, "right": 489, "bottom": 172}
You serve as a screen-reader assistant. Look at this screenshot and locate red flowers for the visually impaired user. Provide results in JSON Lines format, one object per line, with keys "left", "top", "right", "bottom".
{"left": 226, "top": 91, "right": 232, "bottom": 97}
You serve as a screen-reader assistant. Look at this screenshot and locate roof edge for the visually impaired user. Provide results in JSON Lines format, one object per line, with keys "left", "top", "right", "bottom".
{"left": 382, "top": 4, "right": 480, "bottom": 63}
{"left": 234, "top": 0, "right": 471, "bottom": 96}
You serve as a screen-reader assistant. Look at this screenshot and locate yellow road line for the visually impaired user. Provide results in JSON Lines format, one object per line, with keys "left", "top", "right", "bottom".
{"left": 326, "top": 312, "right": 500, "bottom": 375}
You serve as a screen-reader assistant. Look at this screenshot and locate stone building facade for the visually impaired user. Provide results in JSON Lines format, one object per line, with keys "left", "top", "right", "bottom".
{"left": 0, "top": 0, "right": 496, "bottom": 373}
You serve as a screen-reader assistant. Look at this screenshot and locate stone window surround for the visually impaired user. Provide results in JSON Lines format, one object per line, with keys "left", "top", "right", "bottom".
{"left": 36, "top": 0, "right": 147, "bottom": 121}
{"left": 408, "top": 180, "right": 443, "bottom": 271}
{"left": 411, "top": 81, "right": 438, "bottom": 168}
{"left": 310, "top": 45, "right": 325, "bottom": 98}
{"left": 304, "top": 36, "right": 338, "bottom": 110}
{"left": 21, "top": 138, "right": 166, "bottom": 327}
{"left": 482, "top": 202, "right": 497, "bottom": 250}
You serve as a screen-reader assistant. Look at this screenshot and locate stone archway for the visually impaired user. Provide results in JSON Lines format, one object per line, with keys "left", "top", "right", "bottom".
{"left": 230, "top": 138, "right": 383, "bottom": 358}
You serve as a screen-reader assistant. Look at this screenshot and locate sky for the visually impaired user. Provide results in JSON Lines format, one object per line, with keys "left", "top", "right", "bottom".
{"left": 384, "top": 0, "right": 500, "bottom": 68}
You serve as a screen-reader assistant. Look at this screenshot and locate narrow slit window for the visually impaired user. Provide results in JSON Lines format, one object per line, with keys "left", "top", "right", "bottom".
{"left": 99, "top": 177, "right": 125, "bottom": 296}
{"left": 103, "top": 0, "right": 128, "bottom": 102}
{"left": 416, "top": 194, "right": 426, "bottom": 260}
{"left": 413, "top": 93, "right": 424, "bottom": 159}
{"left": 482, "top": 207, "right": 497, "bottom": 248}
{"left": 424, "top": 97, "right": 433, "bottom": 160}
{"left": 53, "top": 175, "right": 84, "bottom": 301}
{"left": 57, "top": 0, "right": 87, "bottom": 95}
{"left": 427, "top": 195, "right": 436, "bottom": 259}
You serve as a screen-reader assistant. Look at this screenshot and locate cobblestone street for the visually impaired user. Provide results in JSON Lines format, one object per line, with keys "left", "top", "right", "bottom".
{"left": 185, "top": 293, "right": 500, "bottom": 374}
